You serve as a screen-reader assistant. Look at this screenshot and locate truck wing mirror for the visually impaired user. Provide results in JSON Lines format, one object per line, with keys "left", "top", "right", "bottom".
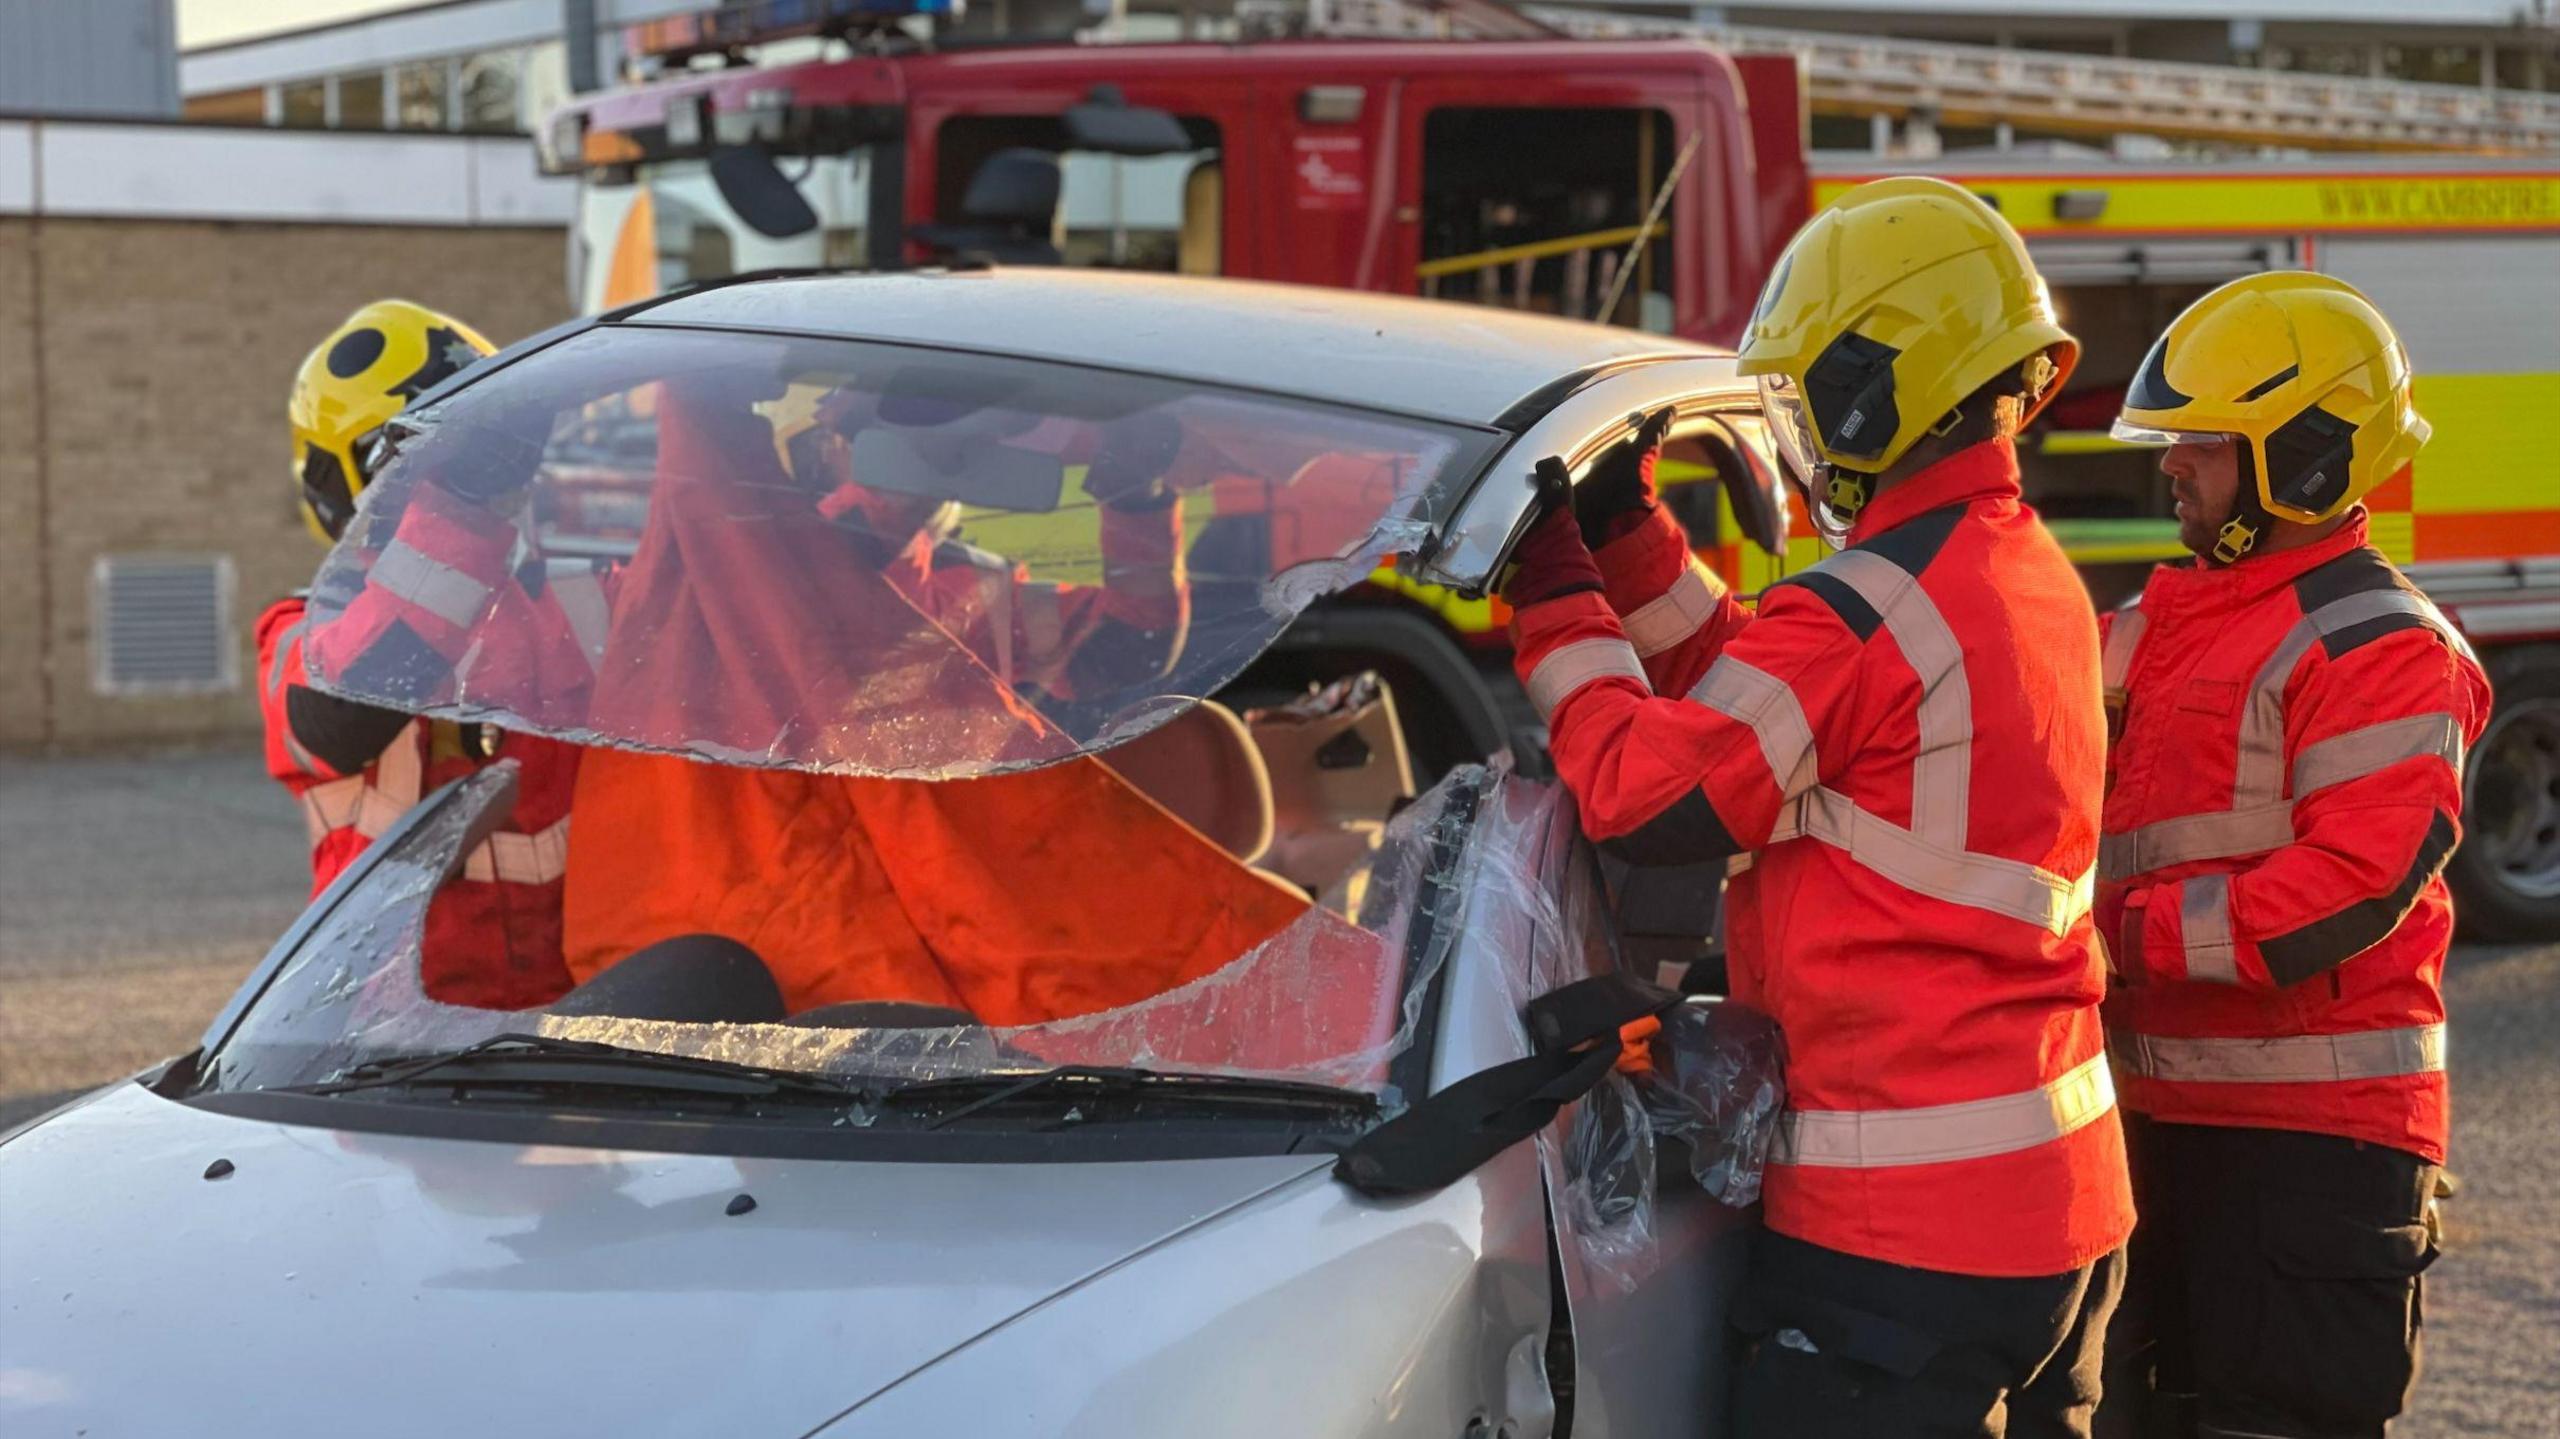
{"left": 710, "top": 143, "right": 820, "bottom": 239}
{"left": 1063, "top": 85, "right": 1191, "bottom": 156}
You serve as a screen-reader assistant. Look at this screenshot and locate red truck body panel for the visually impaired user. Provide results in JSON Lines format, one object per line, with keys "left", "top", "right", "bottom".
{"left": 556, "top": 38, "right": 1811, "bottom": 346}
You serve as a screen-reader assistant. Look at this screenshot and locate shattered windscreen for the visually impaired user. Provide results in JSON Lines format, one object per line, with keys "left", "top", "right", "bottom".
{"left": 195, "top": 761, "right": 1506, "bottom": 1106}
{"left": 299, "top": 323, "right": 1495, "bottom": 777}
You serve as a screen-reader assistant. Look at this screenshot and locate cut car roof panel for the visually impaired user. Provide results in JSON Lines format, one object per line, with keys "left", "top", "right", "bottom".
{"left": 626, "top": 268, "right": 1722, "bottom": 427}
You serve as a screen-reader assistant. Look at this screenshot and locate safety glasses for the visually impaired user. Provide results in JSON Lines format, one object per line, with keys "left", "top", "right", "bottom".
{"left": 2108, "top": 419, "right": 2240, "bottom": 450}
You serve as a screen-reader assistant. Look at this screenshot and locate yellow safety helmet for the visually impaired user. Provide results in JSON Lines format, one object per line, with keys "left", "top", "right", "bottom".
{"left": 1736, "top": 176, "right": 2077, "bottom": 545}
{"left": 289, "top": 300, "right": 496, "bottom": 541}
{"left": 2113, "top": 271, "right": 2427, "bottom": 564}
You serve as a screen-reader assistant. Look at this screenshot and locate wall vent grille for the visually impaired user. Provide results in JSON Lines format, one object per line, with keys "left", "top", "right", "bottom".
{"left": 90, "top": 553, "right": 237, "bottom": 696}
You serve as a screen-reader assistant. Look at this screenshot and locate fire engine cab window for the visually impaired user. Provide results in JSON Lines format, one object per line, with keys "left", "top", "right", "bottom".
{"left": 932, "top": 116, "right": 1224, "bottom": 272}
{"left": 1420, "top": 107, "right": 1678, "bottom": 333}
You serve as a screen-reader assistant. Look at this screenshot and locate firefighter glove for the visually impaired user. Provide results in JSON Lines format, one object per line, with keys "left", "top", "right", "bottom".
{"left": 1574, "top": 408, "right": 1675, "bottom": 549}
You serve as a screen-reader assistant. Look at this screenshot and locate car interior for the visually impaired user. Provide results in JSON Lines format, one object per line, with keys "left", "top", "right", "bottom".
{"left": 1098, "top": 671, "right": 1419, "bottom": 922}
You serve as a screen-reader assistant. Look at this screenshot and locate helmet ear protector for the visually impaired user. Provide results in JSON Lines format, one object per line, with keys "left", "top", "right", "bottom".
{"left": 1804, "top": 332, "right": 1902, "bottom": 466}
{"left": 2262, "top": 405, "right": 2359, "bottom": 517}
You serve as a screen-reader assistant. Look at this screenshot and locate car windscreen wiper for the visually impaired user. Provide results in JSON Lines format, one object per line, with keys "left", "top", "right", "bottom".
{"left": 293, "top": 1033, "right": 877, "bottom": 1108}
{"left": 885, "top": 1065, "right": 1379, "bottom": 1130}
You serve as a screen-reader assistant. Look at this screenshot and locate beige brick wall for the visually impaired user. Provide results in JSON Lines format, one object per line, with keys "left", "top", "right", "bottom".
{"left": 1, "top": 218, "right": 571, "bottom": 749}
{"left": 0, "top": 223, "right": 43, "bottom": 745}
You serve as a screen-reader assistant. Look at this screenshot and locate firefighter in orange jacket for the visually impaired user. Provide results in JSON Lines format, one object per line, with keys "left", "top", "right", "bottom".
{"left": 1502, "top": 177, "right": 2133, "bottom": 1436}
{"left": 2094, "top": 274, "right": 2488, "bottom": 1439}
{"left": 258, "top": 301, "right": 589, "bottom": 1011}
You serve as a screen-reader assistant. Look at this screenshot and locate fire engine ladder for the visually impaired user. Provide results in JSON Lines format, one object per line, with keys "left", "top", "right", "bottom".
{"left": 1291, "top": 0, "right": 2560, "bottom": 154}
{"left": 1519, "top": 8, "right": 2560, "bottom": 155}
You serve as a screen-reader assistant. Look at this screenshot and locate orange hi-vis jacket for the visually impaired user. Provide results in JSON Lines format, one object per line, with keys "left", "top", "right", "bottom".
{"left": 2097, "top": 513, "right": 2490, "bottom": 1164}
{"left": 1511, "top": 438, "right": 2133, "bottom": 1278}
{"left": 560, "top": 376, "right": 1307, "bottom": 1022}
{"left": 257, "top": 487, "right": 607, "bottom": 1010}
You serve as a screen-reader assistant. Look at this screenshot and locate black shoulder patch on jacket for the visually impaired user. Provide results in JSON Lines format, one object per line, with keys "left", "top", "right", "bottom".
{"left": 334, "top": 618, "right": 447, "bottom": 706}
{"left": 1855, "top": 502, "right": 1966, "bottom": 577}
{"left": 2322, "top": 612, "right": 2438, "bottom": 660}
{"left": 1599, "top": 787, "right": 1744, "bottom": 868}
{"left": 1767, "top": 570, "right": 1883, "bottom": 641}
{"left": 2259, "top": 811, "right": 2459, "bottom": 987}
{"left": 1763, "top": 502, "right": 1964, "bottom": 641}
{"left": 2293, "top": 546, "right": 2448, "bottom": 661}
{"left": 2293, "top": 545, "right": 2413, "bottom": 613}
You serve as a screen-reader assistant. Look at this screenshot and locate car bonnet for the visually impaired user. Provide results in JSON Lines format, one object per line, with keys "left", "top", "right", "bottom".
{"left": 0, "top": 1081, "right": 1330, "bottom": 1436}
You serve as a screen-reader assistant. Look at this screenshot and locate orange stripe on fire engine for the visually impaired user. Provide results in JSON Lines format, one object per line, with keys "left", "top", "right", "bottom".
{"left": 2415, "top": 509, "right": 2560, "bottom": 561}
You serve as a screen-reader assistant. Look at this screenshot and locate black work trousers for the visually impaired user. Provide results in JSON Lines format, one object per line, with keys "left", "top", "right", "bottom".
{"left": 1732, "top": 1229, "right": 2127, "bottom": 1438}
{"left": 2096, "top": 1118, "right": 2438, "bottom": 1439}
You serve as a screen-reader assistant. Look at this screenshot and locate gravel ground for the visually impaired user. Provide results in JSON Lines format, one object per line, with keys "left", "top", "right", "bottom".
{"left": 0, "top": 747, "right": 304, "bottom": 1123}
{"left": 0, "top": 745, "right": 2554, "bottom": 1431}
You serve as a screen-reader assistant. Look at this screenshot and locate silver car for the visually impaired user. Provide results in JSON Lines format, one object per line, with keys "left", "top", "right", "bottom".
{"left": 0, "top": 271, "right": 1793, "bottom": 1438}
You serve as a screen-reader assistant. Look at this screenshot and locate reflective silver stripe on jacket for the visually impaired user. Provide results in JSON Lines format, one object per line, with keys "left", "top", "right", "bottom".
{"left": 2180, "top": 872, "right": 2240, "bottom": 984}
{"left": 371, "top": 539, "right": 495, "bottom": 629}
{"left": 2104, "top": 587, "right": 2466, "bottom": 884}
{"left": 300, "top": 720, "right": 569, "bottom": 883}
{"left": 549, "top": 568, "right": 614, "bottom": 668}
{"left": 2111, "top": 1023, "right": 2446, "bottom": 1084}
{"left": 461, "top": 817, "right": 573, "bottom": 884}
{"left": 2101, "top": 608, "right": 2147, "bottom": 701}
{"left": 264, "top": 616, "right": 308, "bottom": 702}
{"left": 1776, "top": 1051, "right": 2116, "bottom": 1168}
{"left": 1525, "top": 637, "right": 1650, "bottom": 720}
{"left": 296, "top": 775, "right": 368, "bottom": 847}
{"left": 2099, "top": 804, "right": 2293, "bottom": 883}
{"left": 1826, "top": 550, "right": 1972, "bottom": 851}
{"left": 1773, "top": 786, "right": 2094, "bottom": 935}
{"left": 2293, "top": 712, "right": 2465, "bottom": 798}
{"left": 1623, "top": 563, "right": 1724, "bottom": 658}
{"left": 1688, "top": 656, "right": 1819, "bottom": 801}
{"left": 1721, "top": 547, "right": 2093, "bottom": 935}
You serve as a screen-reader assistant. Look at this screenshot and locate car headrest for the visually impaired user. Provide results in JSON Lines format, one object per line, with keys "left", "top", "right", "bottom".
{"left": 1099, "top": 699, "right": 1275, "bottom": 864}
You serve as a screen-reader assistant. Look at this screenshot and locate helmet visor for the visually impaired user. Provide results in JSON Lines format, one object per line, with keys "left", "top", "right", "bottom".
{"left": 297, "top": 440, "right": 360, "bottom": 539}
{"left": 1756, "top": 372, "right": 1826, "bottom": 490}
{"left": 2110, "top": 419, "right": 2238, "bottom": 449}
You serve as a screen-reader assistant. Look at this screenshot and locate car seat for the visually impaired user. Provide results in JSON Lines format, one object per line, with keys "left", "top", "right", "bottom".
{"left": 1098, "top": 699, "right": 1300, "bottom": 890}
{"left": 1244, "top": 672, "right": 1416, "bottom": 916}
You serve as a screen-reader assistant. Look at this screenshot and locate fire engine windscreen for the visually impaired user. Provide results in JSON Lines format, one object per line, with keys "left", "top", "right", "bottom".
{"left": 300, "top": 326, "right": 1493, "bottom": 778}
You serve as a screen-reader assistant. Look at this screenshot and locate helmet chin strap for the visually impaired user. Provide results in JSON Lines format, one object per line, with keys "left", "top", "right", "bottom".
{"left": 1816, "top": 400, "right": 1968, "bottom": 549}
{"left": 1802, "top": 461, "right": 1865, "bottom": 548}
{"left": 2207, "top": 444, "right": 2269, "bottom": 567}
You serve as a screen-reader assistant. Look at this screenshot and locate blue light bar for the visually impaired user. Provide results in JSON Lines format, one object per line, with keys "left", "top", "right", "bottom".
{"left": 632, "top": 0, "right": 955, "bottom": 60}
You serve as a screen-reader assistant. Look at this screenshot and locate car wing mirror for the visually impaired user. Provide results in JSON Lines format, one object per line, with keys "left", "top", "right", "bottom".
{"left": 1063, "top": 85, "right": 1191, "bottom": 156}
{"left": 849, "top": 426, "right": 1065, "bottom": 513}
{"left": 1709, "top": 414, "right": 1790, "bottom": 557}
{"left": 710, "top": 143, "right": 820, "bottom": 239}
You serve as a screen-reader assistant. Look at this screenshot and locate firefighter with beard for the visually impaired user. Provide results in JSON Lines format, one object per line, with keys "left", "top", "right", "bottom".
{"left": 2094, "top": 273, "right": 2489, "bottom": 1439}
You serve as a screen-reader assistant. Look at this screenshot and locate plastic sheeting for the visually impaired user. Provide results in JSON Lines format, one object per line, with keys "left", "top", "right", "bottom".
{"left": 296, "top": 325, "right": 1496, "bottom": 780}
{"left": 1444, "top": 774, "right": 1785, "bottom": 1290}
{"left": 200, "top": 762, "right": 1496, "bottom": 1105}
